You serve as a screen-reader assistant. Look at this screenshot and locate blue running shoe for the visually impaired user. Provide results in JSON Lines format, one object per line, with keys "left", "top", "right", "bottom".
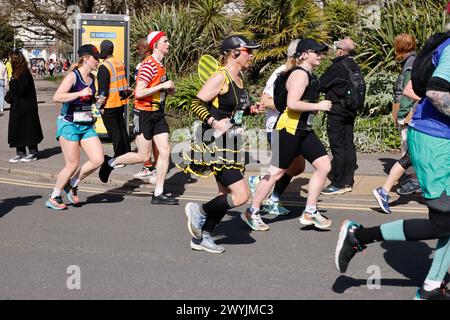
{"left": 185, "top": 202, "right": 206, "bottom": 239}
{"left": 335, "top": 220, "right": 366, "bottom": 273}
{"left": 372, "top": 187, "right": 391, "bottom": 214}
{"left": 261, "top": 198, "right": 290, "bottom": 215}
{"left": 64, "top": 184, "right": 80, "bottom": 206}
{"left": 190, "top": 233, "right": 225, "bottom": 254}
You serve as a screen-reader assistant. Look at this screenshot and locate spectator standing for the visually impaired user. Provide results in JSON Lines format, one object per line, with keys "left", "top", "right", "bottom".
{"left": 320, "top": 37, "right": 363, "bottom": 195}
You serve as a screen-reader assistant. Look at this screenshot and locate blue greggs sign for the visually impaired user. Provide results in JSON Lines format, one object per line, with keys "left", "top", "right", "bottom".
{"left": 90, "top": 32, "right": 117, "bottom": 39}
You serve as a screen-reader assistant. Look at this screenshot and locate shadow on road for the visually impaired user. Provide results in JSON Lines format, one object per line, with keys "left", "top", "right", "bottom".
{"left": 38, "top": 146, "right": 62, "bottom": 160}
{"left": 213, "top": 211, "right": 256, "bottom": 246}
{"left": 0, "top": 195, "right": 42, "bottom": 218}
{"left": 379, "top": 157, "right": 397, "bottom": 175}
{"left": 332, "top": 241, "right": 432, "bottom": 293}
{"left": 84, "top": 179, "right": 149, "bottom": 206}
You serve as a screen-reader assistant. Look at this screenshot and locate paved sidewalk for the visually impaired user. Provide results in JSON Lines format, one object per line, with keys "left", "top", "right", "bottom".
{"left": 0, "top": 79, "right": 406, "bottom": 196}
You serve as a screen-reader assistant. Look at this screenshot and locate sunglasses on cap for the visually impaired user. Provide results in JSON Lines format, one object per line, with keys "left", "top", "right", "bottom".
{"left": 237, "top": 47, "right": 253, "bottom": 54}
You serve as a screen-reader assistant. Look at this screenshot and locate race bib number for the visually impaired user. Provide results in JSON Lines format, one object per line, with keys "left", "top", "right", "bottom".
{"left": 73, "top": 110, "right": 94, "bottom": 123}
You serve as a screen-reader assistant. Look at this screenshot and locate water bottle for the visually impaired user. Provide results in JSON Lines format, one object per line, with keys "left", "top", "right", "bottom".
{"left": 96, "top": 91, "right": 106, "bottom": 109}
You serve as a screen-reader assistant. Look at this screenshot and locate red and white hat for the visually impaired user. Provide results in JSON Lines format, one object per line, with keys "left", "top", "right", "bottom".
{"left": 147, "top": 31, "right": 166, "bottom": 51}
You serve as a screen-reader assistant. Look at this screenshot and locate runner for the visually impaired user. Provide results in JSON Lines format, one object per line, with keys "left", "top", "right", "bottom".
{"left": 98, "top": 31, "right": 178, "bottom": 205}
{"left": 248, "top": 39, "right": 305, "bottom": 216}
{"left": 46, "top": 44, "right": 105, "bottom": 210}
{"left": 179, "top": 35, "right": 261, "bottom": 253}
{"left": 335, "top": 28, "right": 450, "bottom": 299}
{"left": 242, "top": 38, "right": 332, "bottom": 231}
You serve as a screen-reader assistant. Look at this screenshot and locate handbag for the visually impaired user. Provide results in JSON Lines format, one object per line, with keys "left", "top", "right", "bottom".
{"left": 4, "top": 90, "right": 13, "bottom": 104}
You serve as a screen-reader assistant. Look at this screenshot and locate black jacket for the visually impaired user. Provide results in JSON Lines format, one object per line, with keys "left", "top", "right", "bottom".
{"left": 320, "top": 55, "right": 360, "bottom": 118}
{"left": 7, "top": 71, "right": 43, "bottom": 147}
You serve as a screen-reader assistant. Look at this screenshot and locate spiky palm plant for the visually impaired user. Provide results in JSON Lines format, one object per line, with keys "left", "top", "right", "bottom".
{"left": 356, "top": 0, "right": 448, "bottom": 76}
{"left": 239, "top": 0, "right": 330, "bottom": 64}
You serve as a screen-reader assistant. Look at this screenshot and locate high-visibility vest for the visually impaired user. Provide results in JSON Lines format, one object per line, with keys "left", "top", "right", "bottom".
{"left": 101, "top": 57, "right": 128, "bottom": 109}
{"left": 134, "top": 55, "right": 167, "bottom": 112}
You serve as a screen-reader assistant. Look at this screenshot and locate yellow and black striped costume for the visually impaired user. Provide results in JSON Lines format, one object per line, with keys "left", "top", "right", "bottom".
{"left": 177, "top": 68, "right": 250, "bottom": 178}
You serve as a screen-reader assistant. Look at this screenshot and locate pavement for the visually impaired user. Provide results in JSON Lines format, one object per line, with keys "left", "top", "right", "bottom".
{"left": 0, "top": 79, "right": 415, "bottom": 199}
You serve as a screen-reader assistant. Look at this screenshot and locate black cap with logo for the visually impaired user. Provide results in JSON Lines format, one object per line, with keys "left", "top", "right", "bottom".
{"left": 295, "top": 39, "right": 329, "bottom": 56}
{"left": 221, "top": 35, "right": 260, "bottom": 54}
{"left": 77, "top": 44, "right": 101, "bottom": 59}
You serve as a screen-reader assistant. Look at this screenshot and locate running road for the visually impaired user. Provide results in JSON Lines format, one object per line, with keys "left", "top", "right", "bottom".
{"left": 0, "top": 173, "right": 433, "bottom": 300}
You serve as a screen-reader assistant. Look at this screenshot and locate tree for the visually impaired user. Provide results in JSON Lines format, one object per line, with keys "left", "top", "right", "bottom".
{"left": 239, "top": 0, "right": 330, "bottom": 65}
{"left": 0, "top": 24, "right": 23, "bottom": 58}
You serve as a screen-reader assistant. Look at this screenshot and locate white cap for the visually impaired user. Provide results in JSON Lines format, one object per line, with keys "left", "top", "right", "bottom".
{"left": 147, "top": 31, "right": 166, "bottom": 50}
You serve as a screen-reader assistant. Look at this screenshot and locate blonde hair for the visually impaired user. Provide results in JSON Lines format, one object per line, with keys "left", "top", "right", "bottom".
{"left": 219, "top": 51, "right": 233, "bottom": 66}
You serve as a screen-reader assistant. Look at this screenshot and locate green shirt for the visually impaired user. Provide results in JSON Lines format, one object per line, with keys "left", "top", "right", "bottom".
{"left": 398, "top": 70, "right": 415, "bottom": 120}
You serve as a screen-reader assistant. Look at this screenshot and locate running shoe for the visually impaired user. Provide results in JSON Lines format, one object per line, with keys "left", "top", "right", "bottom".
{"left": 20, "top": 154, "right": 38, "bottom": 162}
{"left": 99, "top": 155, "right": 114, "bottom": 183}
{"left": 151, "top": 192, "right": 179, "bottom": 205}
{"left": 248, "top": 175, "right": 261, "bottom": 196}
{"left": 261, "top": 198, "right": 290, "bottom": 215}
{"left": 414, "top": 285, "right": 450, "bottom": 300}
{"left": 64, "top": 184, "right": 80, "bottom": 206}
{"left": 321, "top": 184, "right": 347, "bottom": 195}
{"left": 299, "top": 210, "right": 332, "bottom": 230}
{"left": 191, "top": 233, "right": 225, "bottom": 254}
{"left": 240, "top": 209, "right": 270, "bottom": 231}
{"left": 185, "top": 202, "right": 206, "bottom": 239}
{"left": 344, "top": 185, "right": 353, "bottom": 193}
{"left": 372, "top": 187, "right": 391, "bottom": 214}
{"left": 397, "top": 180, "right": 421, "bottom": 195}
{"left": 133, "top": 166, "right": 155, "bottom": 179}
{"left": 335, "top": 220, "right": 366, "bottom": 273}
{"left": 45, "top": 195, "right": 67, "bottom": 210}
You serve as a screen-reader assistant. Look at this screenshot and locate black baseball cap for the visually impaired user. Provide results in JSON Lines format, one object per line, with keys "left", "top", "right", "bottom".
{"left": 295, "top": 39, "right": 329, "bottom": 55}
{"left": 221, "top": 35, "right": 260, "bottom": 53}
{"left": 100, "top": 40, "right": 114, "bottom": 59}
{"left": 78, "top": 44, "right": 101, "bottom": 59}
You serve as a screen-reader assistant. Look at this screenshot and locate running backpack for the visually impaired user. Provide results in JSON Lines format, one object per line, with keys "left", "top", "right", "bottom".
{"left": 412, "top": 31, "right": 450, "bottom": 98}
{"left": 341, "top": 58, "right": 366, "bottom": 112}
{"left": 273, "top": 66, "right": 315, "bottom": 113}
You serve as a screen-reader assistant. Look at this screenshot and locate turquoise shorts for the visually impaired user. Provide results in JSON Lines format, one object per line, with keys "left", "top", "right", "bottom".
{"left": 56, "top": 117, "right": 97, "bottom": 142}
{"left": 408, "top": 128, "right": 450, "bottom": 199}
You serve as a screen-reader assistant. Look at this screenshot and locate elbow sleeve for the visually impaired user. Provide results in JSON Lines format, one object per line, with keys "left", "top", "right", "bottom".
{"left": 191, "top": 97, "right": 211, "bottom": 123}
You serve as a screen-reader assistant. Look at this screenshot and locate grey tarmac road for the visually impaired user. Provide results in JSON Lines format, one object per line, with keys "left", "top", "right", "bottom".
{"left": 0, "top": 173, "right": 434, "bottom": 300}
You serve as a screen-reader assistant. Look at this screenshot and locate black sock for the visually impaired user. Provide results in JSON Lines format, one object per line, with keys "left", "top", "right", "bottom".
{"left": 355, "top": 226, "right": 384, "bottom": 245}
{"left": 273, "top": 173, "right": 293, "bottom": 199}
{"left": 202, "top": 194, "right": 235, "bottom": 233}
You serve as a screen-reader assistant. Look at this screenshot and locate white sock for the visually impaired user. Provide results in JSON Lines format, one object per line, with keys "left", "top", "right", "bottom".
{"left": 154, "top": 186, "right": 163, "bottom": 197}
{"left": 70, "top": 177, "right": 80, "bottom": 188}
{"left": 51, "top": 188, "right": 62, "bottom": 199}
{"left": 108, "top": 158, "right": 117, "bottom": 168}
{"left": 305, "top": 205, "right": 317, "bottom": 214}
{"left": 423, "top": 279, "right": 442, "bottom": 291}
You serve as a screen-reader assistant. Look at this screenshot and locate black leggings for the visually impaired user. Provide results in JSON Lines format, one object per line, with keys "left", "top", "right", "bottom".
{"left": 17, "top": 145, "right": 38, "bottom": 155}
{"left": 404, "top": 193, "right": 450, "bottom": 241}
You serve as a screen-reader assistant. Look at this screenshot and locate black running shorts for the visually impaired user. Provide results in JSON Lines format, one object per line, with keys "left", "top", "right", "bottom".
{"left": 271, "top": 128, "right": 327, "bottom": 169}
{"left": 133, "top": 109, "right": 169, "bottom": 140}
{"left": 214, "top": 168, "right": 244, "bottom": 188}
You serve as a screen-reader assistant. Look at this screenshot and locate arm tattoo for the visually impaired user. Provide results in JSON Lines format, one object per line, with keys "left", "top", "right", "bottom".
{"left": 426, "top": 90, "right": 450, "bottom": 118}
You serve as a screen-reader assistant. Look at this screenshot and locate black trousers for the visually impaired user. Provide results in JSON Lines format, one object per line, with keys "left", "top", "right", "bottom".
{"left": 101, "top": 106, "right": 131, "bottom": 158}
{"left": 327, "top": 113, "right": 357, "bottom": 188}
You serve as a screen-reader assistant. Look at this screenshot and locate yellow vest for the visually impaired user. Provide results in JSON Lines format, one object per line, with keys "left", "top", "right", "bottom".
{"left": 101, "top": 57, "right": 128, "bottom": 109}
